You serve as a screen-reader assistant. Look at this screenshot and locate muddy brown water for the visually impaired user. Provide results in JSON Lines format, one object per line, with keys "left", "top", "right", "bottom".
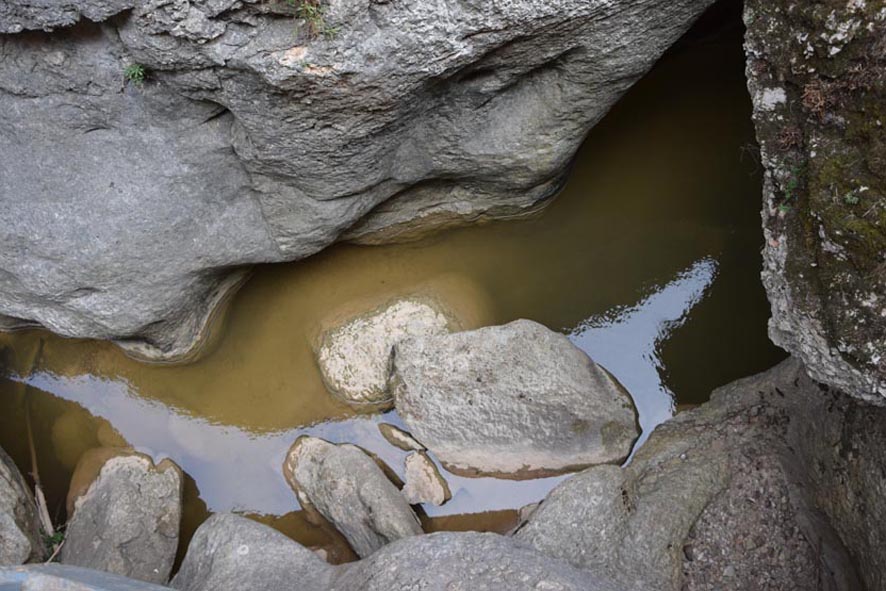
{"left": 0, "top": 22, "right": 785, "bottom": 564}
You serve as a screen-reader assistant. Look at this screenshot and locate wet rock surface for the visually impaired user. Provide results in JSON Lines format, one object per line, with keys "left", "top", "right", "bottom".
{"left": 0, "top": 446, "right": 43, "bottom": 565}
{"left": 0, "top": 0, "right": 715, "bottom": 358}
{"left": 516, "top": 358, "right": 874, "bottom": 591}
{"left": 744, "top": 0, "right": 886, "bottom": 403}
{"left": 401, "top": 452, "right": 450, "bottom": 507}
{"left": 172, "top": 513, "right": 333, "bottom": 591}
{"left": 316, "top": 299, "right": 451, "bottom": 406}
{"left": 61, "top": 452, "right": 183, "bottom": 584}
{"left": 391, "top": 319, "right": 639, "bottom": 477}
{"left": 283, "top": 436, "right": 422, "bottom": 557}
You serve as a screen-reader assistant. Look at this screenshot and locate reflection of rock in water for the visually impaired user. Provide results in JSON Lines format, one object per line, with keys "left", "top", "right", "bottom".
{"left": 570, "top": 257, "right": 718, "bottom": 451}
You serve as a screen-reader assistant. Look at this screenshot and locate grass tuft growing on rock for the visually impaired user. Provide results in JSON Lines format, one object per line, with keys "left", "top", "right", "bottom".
{"left": 288, "top": 0, "right": 338, "bottom": 39}
{"left": 124, "top": 64, "right": 146, "bottom": 85}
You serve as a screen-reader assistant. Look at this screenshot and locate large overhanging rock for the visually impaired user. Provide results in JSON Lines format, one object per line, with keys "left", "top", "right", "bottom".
{"left": 744, "top": 0, "right": 886, "bottom": 403}
{"left": 0, "top": 0, "right": 715, "bottom": 360}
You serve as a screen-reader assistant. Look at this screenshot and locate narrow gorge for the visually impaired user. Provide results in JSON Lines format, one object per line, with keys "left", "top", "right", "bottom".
{"left": 0, "top": 0, "right": 884, "bottom": 590}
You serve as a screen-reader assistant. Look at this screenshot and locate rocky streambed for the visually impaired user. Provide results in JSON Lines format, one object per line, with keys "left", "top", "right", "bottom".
{"left": 2, "top": 0, "right": 885, "bottom": 590}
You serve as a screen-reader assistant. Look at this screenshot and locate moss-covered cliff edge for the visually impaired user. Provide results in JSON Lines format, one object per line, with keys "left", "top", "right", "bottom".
{"left": 744, "top": 0, "right": 886, "bottom": 403}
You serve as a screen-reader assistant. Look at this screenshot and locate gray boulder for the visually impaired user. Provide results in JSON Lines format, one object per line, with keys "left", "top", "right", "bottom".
{"left": 173, "top": 514, "right": 623, "bottom": 591}
{"left": 0, "top": 564, "right": 170, "bottom": 591}
{"left": 61, "top": 452, "right": 183, "bottom": 584}
{"left": 316, "top": 298, "right": 452, "bottom": 406}
{"left": 172, "top": 513, "right": 333, "bottom": 591}
{"left": 515, "top": 359, "right": 867, "bottom": 591}
{"left": 0, "top": 0, "right": 715, "bottom": 360}
{"left": 333, "top": 531, "right": 624, "bottom": 591}
{"left": 391, "top": 319, "right": 639, "bottom": 478}
{"left": 283, "top": 436, "right": 422, "bottom": 557}
{"left": 0, "top": 446, "right": 43, "bottom": 565}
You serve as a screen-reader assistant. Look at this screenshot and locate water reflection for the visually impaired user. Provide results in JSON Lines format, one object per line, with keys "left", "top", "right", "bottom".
{"left": 5, "top": 256, "right": 714, "bottom": 516}
{"left": 570, "top": 257, "right": 717, "bottom": 452}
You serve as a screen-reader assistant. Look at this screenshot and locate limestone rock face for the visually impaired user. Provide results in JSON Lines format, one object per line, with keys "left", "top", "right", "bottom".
{"left": 283, "top": 436, "right": 422, "bottom": 558}
{"left": 316, "top": 299, "right": 451, "bottom": 406}
{"left": 0, "top": 0, "right": 716, "bottom": 360}
{"left": 744, "top": 0, "right": 886, "bottom": 403}
{"left": 515, "top": 359, "right": 873, "bottom": 591}
{"left": 172, "top": 513, "right": 333, "bottom": 591}
{"left": 60, "top": 452, "right": 183, "bottom": 584}
{"left": 0, "top": 446, "right": 43, "bottom": 565}
{"left": 391, "top": 319, "right": 639, "bottom": 478}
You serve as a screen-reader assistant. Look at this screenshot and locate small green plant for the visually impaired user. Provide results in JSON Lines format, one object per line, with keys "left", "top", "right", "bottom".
{"left": 42, "top": 529, "right": 65, "bottom": 560}
{"left": 288, "top": 0, "right": 337, "bottom": 38}
{"left": 124, "top": 63, "right": 146, "bottom": 85}
{"left": 843, "top": 190, "right": 861, "bottom": 205}
{"left": 776, "top": 165, "right": 805, "bottom": 215}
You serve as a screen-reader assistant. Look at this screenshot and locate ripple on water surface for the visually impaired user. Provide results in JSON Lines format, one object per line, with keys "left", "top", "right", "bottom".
{"left": 0, "top": 27, "right": 785, "bottom": 560}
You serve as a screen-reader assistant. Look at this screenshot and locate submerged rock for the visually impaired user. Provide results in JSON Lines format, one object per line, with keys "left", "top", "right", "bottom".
{"left": 172, "top": 513, "right": 333, "bottom": 591}
{"left": 317, "top": 299, "right": 452, "bottom": 406}
{"left": 283, "top": 436, "right": 422, "bottom": 558}
{"left": 391, "top": 319, "right": 639, "bottom": 478}
{"left": 402, "top": 452, "right": 451, "bottom": 507}
{"left": 744, "top": 0, "right": 886, "bottom": 403}
{"left": 0, "top": 0, "right": 716, "bottom": 359}
{"left": 61, "top": 451, "right": 183, "bottom": 584}
{"left": 0, "top": 564, "right": 170, "bottom": 591}
{"left": 378, "top": 423, "right": 425, "bottom": 452}
{"left": 515, "top": 359, "right": 869, "bottom": 591}
{"left": 0, "top": 446, "right": 43, "bottom": 565}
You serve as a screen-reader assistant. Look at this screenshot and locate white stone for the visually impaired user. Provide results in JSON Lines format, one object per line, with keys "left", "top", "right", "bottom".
{"left": 317, "top": 299, "right": 452, "bottom": 405}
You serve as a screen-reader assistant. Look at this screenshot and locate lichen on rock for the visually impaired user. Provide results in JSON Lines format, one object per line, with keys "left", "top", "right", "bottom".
{"left": 744, "top": 0, "right": 886, "bottom": 403}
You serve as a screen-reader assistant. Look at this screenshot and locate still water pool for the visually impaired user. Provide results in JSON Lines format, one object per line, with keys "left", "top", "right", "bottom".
{"left": 0, "top": 23, "right": 784, "bottom": 562}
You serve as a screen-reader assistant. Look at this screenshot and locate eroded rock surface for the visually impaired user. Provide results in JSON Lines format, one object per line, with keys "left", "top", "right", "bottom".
{"left": 316, "top": 299, "right": 451, "bottom": 406}
{"left": 744, "top": 0, "right": 886, "bottom": 403}
{"left": 61, "top": 452, "right": 183, "bottom": 584}
{"left": 0, "top": 446, "right": 42, "bottom": 565}
{"left": 391, "top": 319, "right": 639, "bottom": 477}
{"left": 516, "top": 359, "right": 874, "bottom": 591}
{"left": 172, "top": 513, "right": 333, "bottom": 591}
{"left": 283, "top": 436, "right": 422, "bottom": 557}
{"left": 0, "top": 0, "right": 716, "bottom": 359}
